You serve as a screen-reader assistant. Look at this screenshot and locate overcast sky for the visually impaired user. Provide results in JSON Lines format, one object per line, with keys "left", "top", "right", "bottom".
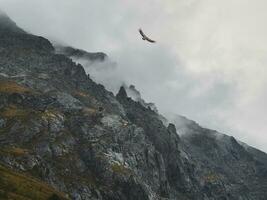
{"left": 1, "top": 0, "right": 267, "bottom": 152}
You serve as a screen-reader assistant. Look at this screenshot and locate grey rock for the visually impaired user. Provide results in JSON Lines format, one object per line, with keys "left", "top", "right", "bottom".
{"left": 0, "top": 118, "right": 5, "bottom": 128}
{"left": 0, "top": 13, "right": 266, "bottom": 200}
{"left": 55, "top": 45, "right": 107, "bottom": 62}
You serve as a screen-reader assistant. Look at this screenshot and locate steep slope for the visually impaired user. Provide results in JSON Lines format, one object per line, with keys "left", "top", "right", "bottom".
{"left": 0, "top": 164, "right": 68, "bottom": 200}
{"left": 0, "top": 11, "right": 25, "bottom": 33}
{"left": 0, "top": 12, "right": 267, "bottom": 200}
{"left": 175, "top": 117, "right": 267, "bottom": 199}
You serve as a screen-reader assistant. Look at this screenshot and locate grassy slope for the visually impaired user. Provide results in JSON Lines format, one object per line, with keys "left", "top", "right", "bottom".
{"left": 0, "top": 165, "right": 68, "bottom": 200}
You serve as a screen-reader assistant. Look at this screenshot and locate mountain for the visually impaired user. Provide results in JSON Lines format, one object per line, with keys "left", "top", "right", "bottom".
{"left": 55, "top": 45, "right": 107, "bottom": 63}
{"left": 0, "top": 11, "right": 25, "bottom": 33}
{"left": 0, "top": 12, "right": 266, "bottom": 200}
{"left": 0, "top": 164, "right": 68, "bottom": 200}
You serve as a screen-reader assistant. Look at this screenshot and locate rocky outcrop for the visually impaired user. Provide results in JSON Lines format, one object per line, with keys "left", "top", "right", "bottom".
{"left": 55, "top": 46, "right": 107, "bottom": 62}
{"left": 0, "top": 12, "right": 267, "bottom": 200}
{"left": 124, "top": 85, "right": 158, "bottom": 113}
{"left": 0, "top": 11, "right": 25, "bottom": 33}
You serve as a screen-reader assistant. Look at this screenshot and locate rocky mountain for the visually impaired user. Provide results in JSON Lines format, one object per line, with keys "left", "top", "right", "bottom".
{"left": 0, "top": 12, "right": 266, "bottom": 200}
{"left": 55, "top": 46, "right": 107, "bottom": 63}
{"left": 124, "top": 85, "right": 159, "bottom": 113}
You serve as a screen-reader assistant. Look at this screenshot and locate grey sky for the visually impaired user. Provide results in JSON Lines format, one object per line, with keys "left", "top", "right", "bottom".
{"left": 1, "top": 0, "right": 267, "bottom": 152}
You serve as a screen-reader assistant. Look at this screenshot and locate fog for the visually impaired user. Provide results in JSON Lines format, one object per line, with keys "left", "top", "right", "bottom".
{"left": 1, "top": 0, "right": 267, "bottom": 152}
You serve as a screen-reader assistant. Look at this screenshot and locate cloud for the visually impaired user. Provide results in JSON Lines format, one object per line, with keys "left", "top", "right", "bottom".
{"left": 0, "top": 0, "right": 267, "bottom": 152}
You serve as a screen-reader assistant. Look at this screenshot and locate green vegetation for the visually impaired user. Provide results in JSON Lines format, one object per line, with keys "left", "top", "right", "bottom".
{"left": 0, "top": 105, "right": 37, "bottom": 131}
{"left": 111, "top": 163, "right": 131, "bottom": 175}
{"left": 0, "top": 164, "right": 68, "bottom": 200}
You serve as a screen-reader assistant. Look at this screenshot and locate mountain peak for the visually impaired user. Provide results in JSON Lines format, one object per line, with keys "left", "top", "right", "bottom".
{"left": 0, "top": 12, "right": 54, "bottom": 53}
{"left": 0, "top": 11, "right": 25, "bottom": 33}
{"left": 116, "top": 86, "right": 128, "bottom": 99}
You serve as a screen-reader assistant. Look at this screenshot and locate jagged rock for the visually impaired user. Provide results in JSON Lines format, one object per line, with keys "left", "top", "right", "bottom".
{"left": 0, "top": 11, "right": 25, "bottom": 33}
{"left": 116, "top": 86, "right": 128, "bottom": 100}
{"left": 0, "top": 13, "right": 266, "bottom": 200}
{"left": 55, "top": 46, "right": 107, "bottom": 62}
{"left": 125, "top": 84, "right": 159, "bottom": 113}
{"left": 167, "top": 123, "right": 177, "bottom": 135}
{"left": 0, "top": 118, "right": 5, "bottom": 128}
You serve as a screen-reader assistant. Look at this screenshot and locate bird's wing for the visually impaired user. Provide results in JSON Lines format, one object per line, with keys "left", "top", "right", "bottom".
{"left": 146, "top": 37, "right": 156, "bottom": 43}
{"left": 139, "top": 28, "right": 146, "bottom": 38}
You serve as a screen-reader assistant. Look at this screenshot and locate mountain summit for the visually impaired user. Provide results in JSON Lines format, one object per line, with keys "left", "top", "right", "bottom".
{"left": 0, "top": 13, "right": 266, "bottom": 200}
{"left": 0, "top": 10, "right": 25, "bottom": 33}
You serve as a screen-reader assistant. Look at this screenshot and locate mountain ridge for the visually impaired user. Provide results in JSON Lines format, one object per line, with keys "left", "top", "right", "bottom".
{"left": 0, "top": 13, "right": 266, "bottom": 200}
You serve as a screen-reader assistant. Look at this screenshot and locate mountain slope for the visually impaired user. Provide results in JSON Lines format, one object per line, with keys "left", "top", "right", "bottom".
{"left": 0, "top": 12, "right": 266, "bottom": 200}
{"left": 0, "top": 164, "right": 68, "bottom": 200}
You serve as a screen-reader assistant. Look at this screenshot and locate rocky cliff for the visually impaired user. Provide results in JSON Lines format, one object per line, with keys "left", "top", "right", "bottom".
{"left": 0, "top": 13, "right": 266, "bottom": 200}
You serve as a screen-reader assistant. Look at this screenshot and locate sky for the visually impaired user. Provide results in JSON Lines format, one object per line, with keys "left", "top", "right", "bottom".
{"left": 0, "top": 0, "right": 267, "bottom": 152}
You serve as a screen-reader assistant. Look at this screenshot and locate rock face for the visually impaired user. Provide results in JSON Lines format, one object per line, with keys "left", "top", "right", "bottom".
{"left": 55, "top": 46, "right": 107, "bottom": 62}
{"left": 124, "top": 85, "right": 158, "bottom": 113}
{"left": 0, "top": 13, "right": 267, "bottom": 200}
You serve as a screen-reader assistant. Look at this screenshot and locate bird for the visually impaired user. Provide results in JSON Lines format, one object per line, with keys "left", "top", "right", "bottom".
{"left": 139, "top": 28, "right": 156, "bottom": 43}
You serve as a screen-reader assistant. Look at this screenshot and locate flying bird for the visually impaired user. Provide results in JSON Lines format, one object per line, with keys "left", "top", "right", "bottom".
{"left": 139, "top": 28, "right": 156, "bottom": 43}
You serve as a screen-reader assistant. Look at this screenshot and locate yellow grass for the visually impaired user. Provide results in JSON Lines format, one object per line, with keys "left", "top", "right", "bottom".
{"left": 203, "top": 172, "right": 219, "bottom": 183}
{"left": 0, "top": 147, "right": 29, "bottom": 157}
{"left": 111, "top": 163, "right": 131, "bottom": 175}
{"left": 41, "top": 110, "right": 62, "bottom": 120}
{"left": 0, "top": 81, "right": 30, "bottom": 94}
{"left": 73, "top": 91, "right": 90, "bottom": 98}
{"left": 1, "top": 105, "right": 29, "bottom": 119}
{"left": 81, "top": 108, "right": 98, "bottom": 115}
{"left": 0, "top": 165, "right": 69, "bottom": 200}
